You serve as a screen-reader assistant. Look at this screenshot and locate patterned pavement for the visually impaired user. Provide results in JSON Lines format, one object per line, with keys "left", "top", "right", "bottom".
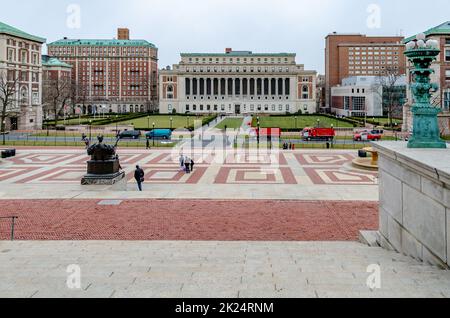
{"left": 0, "top": 148, "right": 378, "bottom": 187}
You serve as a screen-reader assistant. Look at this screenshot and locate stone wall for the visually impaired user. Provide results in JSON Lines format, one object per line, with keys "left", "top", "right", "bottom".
{"left": 373, "top": 141, "right": 450, "bottom": 268}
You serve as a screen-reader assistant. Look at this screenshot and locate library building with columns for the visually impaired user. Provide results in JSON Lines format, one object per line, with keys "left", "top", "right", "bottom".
{"left": 159, "top": 48, "right": 317, "bottom": 115}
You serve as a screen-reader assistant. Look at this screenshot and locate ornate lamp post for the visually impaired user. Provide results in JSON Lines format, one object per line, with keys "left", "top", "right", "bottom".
{"left": 2, "top": 119, "right": 6, "bottom": 145}
{"left": 404, "top": 33, "right": 446, "bottom": 148}
{"left": 152, "top": 122, "right": 155, "bottom": 146}
{"left": 89, "top": 120, "right": 92, "bottom": 141}
{"left": 170, "top": 117, "right": 173, "bottom": 130}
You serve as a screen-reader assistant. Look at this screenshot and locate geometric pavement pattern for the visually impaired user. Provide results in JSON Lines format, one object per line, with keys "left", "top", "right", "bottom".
{"left": 0, "top": 149, "right": 378, "bottom": 185}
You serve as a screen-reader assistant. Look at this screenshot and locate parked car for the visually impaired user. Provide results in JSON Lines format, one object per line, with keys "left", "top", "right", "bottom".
{"left": 302, "top": 128, "right": 335, "bottom": 141}
{"left": 146, "top": 129, "right": 172, "bottom": 140}
{"left": 353, "top": 130, "right": 383, "bottom": 141}
{"left": 119, "top": 130, "right": 141, "bottom": 140}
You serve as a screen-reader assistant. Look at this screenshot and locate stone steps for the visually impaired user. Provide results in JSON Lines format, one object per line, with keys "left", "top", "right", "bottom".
{"left": 1, "top": 241, "right": 449, "bottom": 298}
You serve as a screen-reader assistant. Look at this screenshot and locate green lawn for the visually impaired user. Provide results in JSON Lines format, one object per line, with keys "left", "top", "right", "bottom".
{"left": 253, "top": 116, "right": 354, "bottom": 129}
{"left": 215, "top": 118, "right": 244, "bottom": 130}
{"left": 352, "top": 117, "right": 403, "bottom": 126}
{"left": 0, "top": 140, "right": 176, "bottom": 148}
{"left": 116, "top": 115, "right": 210, "bottom": 130}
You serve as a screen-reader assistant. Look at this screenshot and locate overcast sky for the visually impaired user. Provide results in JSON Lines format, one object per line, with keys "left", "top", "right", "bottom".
{"left": 1, "top": 0, "right": 448, "bottom": 73}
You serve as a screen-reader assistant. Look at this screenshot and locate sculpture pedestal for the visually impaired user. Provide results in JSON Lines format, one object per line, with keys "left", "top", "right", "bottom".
{"left": 372, "top": 141, "right": 450, "bottom": 268}
{"left": 81, "top": 159, "right": 125, "bottom": 185}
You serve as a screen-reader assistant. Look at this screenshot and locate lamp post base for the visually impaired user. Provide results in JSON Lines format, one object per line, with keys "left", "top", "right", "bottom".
{"left": 407, "top": 106, "right": 447, "bottom": 149}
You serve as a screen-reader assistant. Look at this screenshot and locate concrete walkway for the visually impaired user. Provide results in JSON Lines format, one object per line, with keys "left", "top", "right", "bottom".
{"left": 0, "top": 241, "right": 449, "bottom": 298}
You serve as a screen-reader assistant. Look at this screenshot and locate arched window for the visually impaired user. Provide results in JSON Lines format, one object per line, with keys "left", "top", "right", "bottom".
{"left": 302, "top": 85, "right": 309, "bottom": 99}
{"left": 20, "top": 86, "right": 28, "bottom": 103}
{"left": 167, "top": 85, "right": 174, "bottom": 99}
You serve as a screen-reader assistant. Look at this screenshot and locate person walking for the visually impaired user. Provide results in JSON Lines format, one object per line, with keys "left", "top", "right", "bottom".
{"left": 190, "top": 158, "right": 195, "bottom": 172}
{"left": 146, "top": 138, "right": 150, "bottom": 150}
{"left": 134, "top": 165, "right": 145, "bottom": 191}
{"left": 179, "top": 154, "right": 185, "bottom": 171}
{"left": 184, "top": 157, "right": 191, "bottom": 174}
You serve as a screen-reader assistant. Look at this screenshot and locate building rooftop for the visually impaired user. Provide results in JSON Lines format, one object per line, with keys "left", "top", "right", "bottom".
{"left": 0, "top": 21, "right": 46, "bottom": 43}
{"left": 42, "top": 55, "right": 72, "bottom": 68}
{"left": 48, "top": 38, "right": 156, "bottom": 48}
{"left": 341, "top": 75, "right": 407, "bottom": 86}
{"left": 181, "top": 49, "right": 295, "bottom": 58}
{"left": 404, "top": 21, "right": 450, "bottom": 42}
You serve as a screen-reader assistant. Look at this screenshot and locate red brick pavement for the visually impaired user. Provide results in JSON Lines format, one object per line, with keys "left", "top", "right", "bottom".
{"left": 0, "top": 199, "right": 378, "bottom": 241}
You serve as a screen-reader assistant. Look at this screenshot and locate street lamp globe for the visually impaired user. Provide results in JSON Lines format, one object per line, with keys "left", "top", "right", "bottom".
{"left": 416, "top": 33, "right": 426, "bottom": 41}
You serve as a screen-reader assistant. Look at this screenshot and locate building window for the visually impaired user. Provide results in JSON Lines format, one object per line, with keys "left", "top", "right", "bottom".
{"left": 302, "top": 85, "right": 309, "bottom": 99}
{"left": 445, "top": 49, "right": 450, "bottom": 62}
{"left": 7, "top": 49, "right": 14, "bottom": 62}
{"left": 352, "top": 96, "right": 366, "bottom": 111}
{"left": 344, "top": 96, "right": 350, "bottom": 110}
{"left": 167, "top": 85, "right": 174, "bottom": 99}
{"left": 444, "top": 91, "right": 450, "bottom": 111}
{"left": 446, "top": 70, "right": 450, "bottom": 82}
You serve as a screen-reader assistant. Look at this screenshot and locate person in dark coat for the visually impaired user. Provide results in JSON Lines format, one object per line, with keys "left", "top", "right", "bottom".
{"left": 184, "top": 158, "right": 191, "bottom": 174}
{"left": 134, "top": 165, "right": 145, "bottom": 191}
{"left": 190, "top": 158, "right": 195, "bottom": 172}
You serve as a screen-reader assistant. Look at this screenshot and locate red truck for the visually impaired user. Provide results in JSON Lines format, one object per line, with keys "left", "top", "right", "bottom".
{"left": 302, "top": 127, "right": 336, "bottom": 141}
{"left": 353, "top": 129, "right": 383, "bottom": 142}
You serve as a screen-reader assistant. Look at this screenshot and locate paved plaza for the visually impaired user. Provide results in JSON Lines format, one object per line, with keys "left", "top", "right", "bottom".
{"left": 0, "top": 147, "right": 378, "bottom": 201}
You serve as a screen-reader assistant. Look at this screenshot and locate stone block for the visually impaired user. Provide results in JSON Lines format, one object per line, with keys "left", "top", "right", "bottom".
{"left": 400, "top": 228, "right": 423, "bottom": 262}
{"left": 387, "top": 214, "right": 402, "bottom": 252}
{"left": 379, "top": 156, "right": 421, "bottom": 191}
{"left": 379, "top": 170, "right": 403, "bottom": 223}
{"left": 447, "top": 208, "right": 450, "bottom": 265}
{"left": 421, "top": 176, "right": 445, "bottom": 206}
{"left": 422, "top": 247, "right": 448, "bottom": 269}
{"left": 403, "top": 184, "right": 447, "bottom": 261}
{"left": 379, "top": 207, "right": 389, "bottom": 238}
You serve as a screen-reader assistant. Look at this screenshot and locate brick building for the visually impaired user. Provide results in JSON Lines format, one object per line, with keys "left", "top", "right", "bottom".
{"left": 41, "top": 55, "right": 73, "bottom": 119}
{"left": 325, "top": 33, "right": 405, "bottom": 113}
{"left": 0, "top": 21, "right": 45, "bottom": 130}
{"left": 47, "top": 28, "right": 158, "bottom": 115}
{"left": 403, "top": 22, "right": 450, "bottom": 135}
{"left": 159, "top": 49, "right": 317, "bottom": 115}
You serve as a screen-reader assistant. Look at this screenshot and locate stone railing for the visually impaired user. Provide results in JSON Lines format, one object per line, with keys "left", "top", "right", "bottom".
{"left": 373, "top": 141, "right": 450, "bottom": 268}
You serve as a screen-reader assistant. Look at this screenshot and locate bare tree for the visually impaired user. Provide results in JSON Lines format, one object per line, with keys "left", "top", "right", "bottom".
{"left": 42, "top": 75, "right": 72, "bottom": 124}
{"left": 372, "top": 66, "right": 407, "bottom": 128}
{"left": 0, "top": 71, "right": 19, "bottom": 145}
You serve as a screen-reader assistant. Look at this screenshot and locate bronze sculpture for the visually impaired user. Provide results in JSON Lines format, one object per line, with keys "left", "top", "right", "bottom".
{"left": 81, "top": 135, "right": 125, "bottom": 185}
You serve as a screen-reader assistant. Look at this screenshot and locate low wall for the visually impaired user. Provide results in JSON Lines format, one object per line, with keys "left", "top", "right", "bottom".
{"left": 373, "top": 141, "right": 450, "bottom": 268}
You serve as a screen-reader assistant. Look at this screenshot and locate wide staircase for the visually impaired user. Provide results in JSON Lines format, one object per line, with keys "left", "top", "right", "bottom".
{"left": 0, "top": 241, "right": 449, "bottom": 298}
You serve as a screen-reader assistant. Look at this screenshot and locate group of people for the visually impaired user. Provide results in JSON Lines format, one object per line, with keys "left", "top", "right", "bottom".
{"left": 179, "top": 155, "right": 195, "bottom": 174}
{"left": 282, "top": 142, "right": 296, "bottom": 150}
